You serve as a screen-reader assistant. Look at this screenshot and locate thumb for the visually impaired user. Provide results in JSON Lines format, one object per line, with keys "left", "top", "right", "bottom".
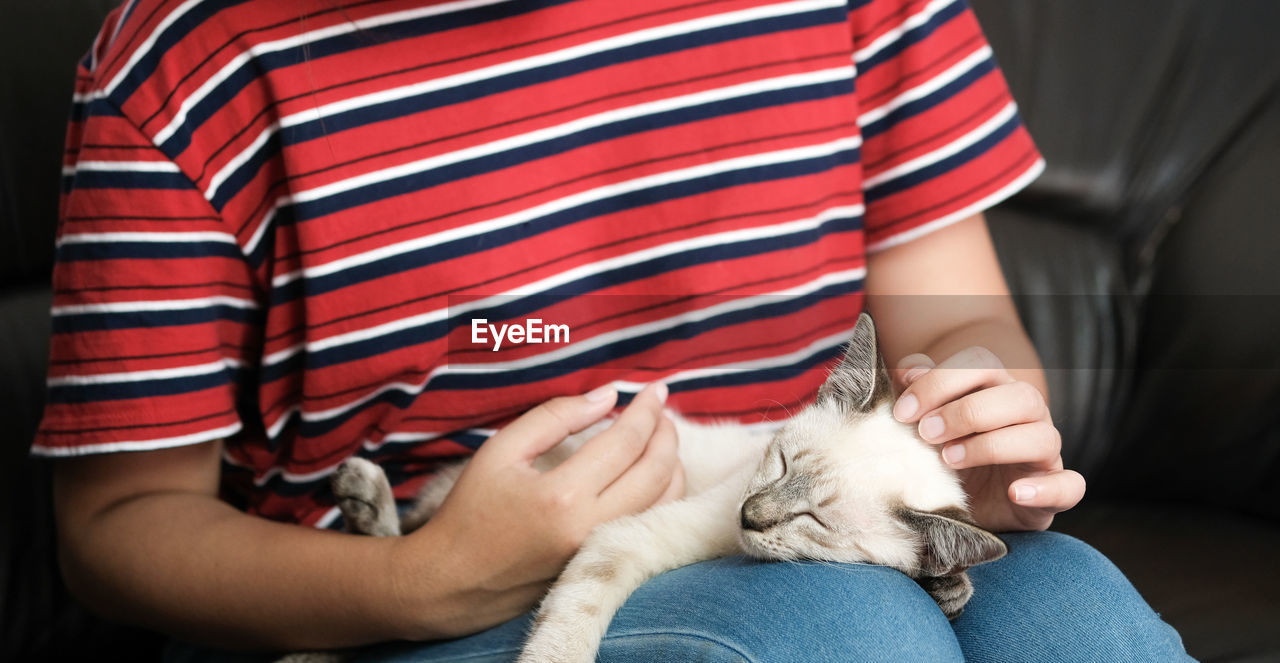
{"left": 481, "top": 385, "right": 618, "bottom": 463}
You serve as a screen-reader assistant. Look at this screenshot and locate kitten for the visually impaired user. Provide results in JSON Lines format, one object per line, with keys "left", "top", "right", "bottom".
{"left": 318, "top": 313, "right": 1006, "bottom": 663}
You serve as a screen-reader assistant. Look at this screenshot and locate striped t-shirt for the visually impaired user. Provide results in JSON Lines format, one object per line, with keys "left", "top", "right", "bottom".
{"left": 34, "top": 0, "right": 1043, "bottom": 528}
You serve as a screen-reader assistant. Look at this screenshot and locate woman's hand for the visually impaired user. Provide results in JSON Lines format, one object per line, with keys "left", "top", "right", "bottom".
{"left": 890, "top": 347, "right": 1085, "bottom": 532}
{"left": 392, "top": 382, "right": 684, "bottom": 639}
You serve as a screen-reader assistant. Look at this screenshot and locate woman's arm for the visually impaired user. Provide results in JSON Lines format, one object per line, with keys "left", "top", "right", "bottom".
{"left": 54, "top": 440, "right": 417, "bottom": 649}
{"left": 866, "top": 214, "right": 1085, "bottom": 532}
{"left": 53, "top": 384, "right": 682, "bottom": 650}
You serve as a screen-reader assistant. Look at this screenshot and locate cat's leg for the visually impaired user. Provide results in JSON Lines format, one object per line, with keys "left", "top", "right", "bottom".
{"left": 917, "top": 572, "right": 973, "bottom": 619}
{"left": 517, "top": 480, "right": 745, "bottom": 663}
{"left": 331, "top": 457, "right": 400, "bottom": 537}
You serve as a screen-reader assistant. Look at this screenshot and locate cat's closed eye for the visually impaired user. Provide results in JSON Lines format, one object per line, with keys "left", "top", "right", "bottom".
{"left": 798, "top": 511, "right": 831, "bottom": 530}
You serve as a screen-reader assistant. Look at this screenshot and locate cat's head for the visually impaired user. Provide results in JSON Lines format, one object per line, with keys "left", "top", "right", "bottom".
{"left": 738, "top": 313, "right": 1007, "bottom": 579}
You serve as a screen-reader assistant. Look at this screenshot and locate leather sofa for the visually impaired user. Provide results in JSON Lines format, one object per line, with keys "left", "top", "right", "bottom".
{"left": 3, "top": 1, "right": 1277, "bottom": 661}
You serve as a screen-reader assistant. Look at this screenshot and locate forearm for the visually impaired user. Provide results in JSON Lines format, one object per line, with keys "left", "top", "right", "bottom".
{"left": 58, "top": 488, "right": 420, "bottom": 650}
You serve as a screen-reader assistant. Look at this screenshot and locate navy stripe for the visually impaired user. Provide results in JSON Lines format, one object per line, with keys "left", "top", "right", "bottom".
{"left": 70, "top": 98, "right": 125, "bottom": 125}
{"left": 864, "top": 109, "right": 1018, "bottom": 201}
{"left": 267, "top": 145, "right": 860, "bottom": 304}
{"left": 158, "top": 0, "right": 572, "bottom": 156}
{"left": 56, "top": 241, "right": 244, "bottom": 262}
{"left": 68, "top": 170, "right": 194, "bottom": 190}
{"left": 218, "top": 6, "right": 847, "bottom": 211}
{"left": 46, "top": 364, "right": 246, "bottom": 404}
{"left": 860, "top": 55, "right": 995, "bottom": 139}
{"left": 858, "top": 0, "right": 966, "bottom": 72}
{"left": 51, "top": 304, "right": 262, "bottom": 334}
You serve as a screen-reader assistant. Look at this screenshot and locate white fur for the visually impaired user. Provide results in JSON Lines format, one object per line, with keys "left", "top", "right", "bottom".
{"left": 515, "top": 403, "right": 962, "bottom": 663}
{"left": 298, "top": 316, "right": 988, "bottom": 663}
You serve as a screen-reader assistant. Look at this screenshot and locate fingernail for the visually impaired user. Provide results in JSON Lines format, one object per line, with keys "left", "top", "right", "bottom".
{"left": 585, "top": 384, "right": 615, "bottom": 402}
{"left": 1013, "top": 484, "right": 1037, "bottom": 503}
{"left": 654, "top": 382, "right": 669, "bottom": 403}
{"left": 904, "top": 366, "right": 930, "bottom": 384}
{"left": 894, "top": 394, "right": 918, "bottom": 421}
{"left": 919, "top": 415, "right": 945, "bottom": 440}
{"left": 942, "top": 443, "right": 965, "bottom": 465}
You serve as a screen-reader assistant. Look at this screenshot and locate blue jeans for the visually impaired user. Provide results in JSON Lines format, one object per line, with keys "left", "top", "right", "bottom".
{"left": 167, "top": 532, "right": 1193, "bottom": 662}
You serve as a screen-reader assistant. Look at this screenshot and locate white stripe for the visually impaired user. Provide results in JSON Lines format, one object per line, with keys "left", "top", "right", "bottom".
{"left": 867, "top": 157, "right": 1045, "bottom": 253}
{"left": 268, "top": 133, "right": 861, "bottom": 291}
{"left": 863, "top": 99, "right": 1016, "bottom": 189}
{"left": 108, "top": 0, "right": 140, "bottom": 47}
{"left": 47, "top": 356, "right": 245, "bottom": 387}
{"left": 856, "top": 44, "right": 992, "bottom": 129}
{"left": 294, "top": 266, "right": 864, "bottom": 425}
{"left": 263, "top": 197, "right": 862, "bottom": 369}
{"left": 56, "top": 231, "right": 238, "bottom": 246}
{"left": 315, "top": 507, "right": 342, "bottom": 529}
{"left": 222, "top": 0, "right": 844, "bottom": 215}
{"left": 225, "top": 65, "right": 851, "bottom": 208}
{"left": 64, "top": 160, "right": 180, "bottom": 175}
{"left": 853, "top": 0, "right": 956, "bottom": 64}
{"left": 102, "top": 0, "right": 205, "bottom": 97}
{"left": 30, "top": 422, "right": 243, "bottom": 457}
{"left": 151, "top": 0, "right": 513, "bottom": 146}
{"left": 267, "top": 404, "right": 301, "bottom": 440}
{"left": 206, "top": 118, "right": 280, "bottom": 203}
{"left": 52, "top": 295, "right": 257, "bottom": 317}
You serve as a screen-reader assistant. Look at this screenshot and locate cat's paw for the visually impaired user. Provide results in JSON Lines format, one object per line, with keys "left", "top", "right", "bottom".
{"left": 332, "top": 457, "right": 399, "bottom": 537}
{"left": 516, "top": 610, "right": 601, "bottom": 663}
{"left": 919, "top": 572, "right": 974, "bottom": 620}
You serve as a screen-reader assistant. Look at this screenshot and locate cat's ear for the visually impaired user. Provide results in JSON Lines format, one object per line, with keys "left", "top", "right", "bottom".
{"left": 818, "top": 312, "right": 893, "bottom": 413}
{"left": 898, "top": 507, "right": 1008, "bottom": 577}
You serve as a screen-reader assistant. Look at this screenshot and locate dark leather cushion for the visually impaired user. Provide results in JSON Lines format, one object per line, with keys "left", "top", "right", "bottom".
{"left": 0, "top": 0, "right": 120, "bottom": 289}
{"left": 971, "top": 0, "right": 1280, "bottom": 262}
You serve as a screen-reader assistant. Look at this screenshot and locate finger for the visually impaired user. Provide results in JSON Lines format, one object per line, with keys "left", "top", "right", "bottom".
{"left": 480, "top": 384, "right": 618, "bottom": 463}
{"left": 553, "top": 382, "right": 668, "bottom": 491}
{"left": 939, "top": 421, "right": 1062, "bottom": 470}
{"left": 892, "top": 353, "right": 936, "bottom": 390}
{"left": 595, "top": 414, "right": 681, "bottom": 519}
{"left": 918, "top": 381, "right": 1048, "bottom": 445}
{"left": 1009, "top": 469, "right": 1086, "bottom": 513}
{"left": 893, "top": 346, "right": 1013, "bottom": 423}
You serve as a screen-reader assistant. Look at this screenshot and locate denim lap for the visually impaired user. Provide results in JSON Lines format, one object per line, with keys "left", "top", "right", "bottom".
{"left": 166, "top": 532, "right": 1192, "bottom": 663}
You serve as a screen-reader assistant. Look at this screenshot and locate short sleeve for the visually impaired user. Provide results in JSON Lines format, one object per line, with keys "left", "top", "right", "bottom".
{"left": 31, "top": 76, "right": 260, "bottom": 456}
{"left": 850, "top": 0, "right": 1044, "bottom": 251}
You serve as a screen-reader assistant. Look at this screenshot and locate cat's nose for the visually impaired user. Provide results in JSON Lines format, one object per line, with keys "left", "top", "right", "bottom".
{"left": 740, "top": 495, "right": 772, "bottom": 531}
